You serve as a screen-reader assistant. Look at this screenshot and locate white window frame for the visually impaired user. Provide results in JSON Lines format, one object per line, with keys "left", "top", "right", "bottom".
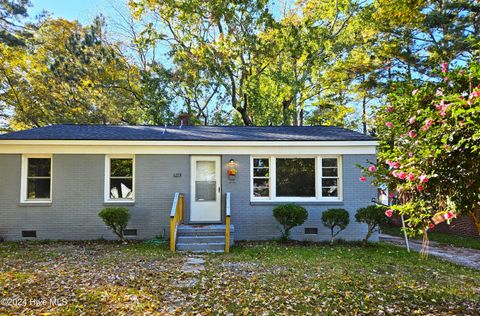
{"left": 104, "top": 155, "right": 135, "bottom": 203}
{"left": 20, "top": 154, "right": 53, "bottom": 203}
{"left": 250, "top": 155, "right": 343, "bottom": 202}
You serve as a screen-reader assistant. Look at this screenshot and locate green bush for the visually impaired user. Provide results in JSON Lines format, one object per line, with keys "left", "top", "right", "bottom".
{"left": 273, "top": 204, "right": 308, "bottom": 241}
{"left": 98, "top": 207, "right": 131, "bottom": 241}
{"left": 355, "top": 205, "right": 388, "bottom": 244}
{"left": 322, "top": 208, "right": 350, "bottom": 244}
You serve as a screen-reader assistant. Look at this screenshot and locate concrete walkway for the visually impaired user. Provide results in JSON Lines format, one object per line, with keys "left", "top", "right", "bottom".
{"left": 380, "top": 234, "right": 480, "bottom": 270}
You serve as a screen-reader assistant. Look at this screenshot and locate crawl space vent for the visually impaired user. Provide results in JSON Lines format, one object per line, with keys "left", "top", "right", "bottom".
{"left": 123, "top": 229, "right": 137, "bottom": 236}
{"left": 304, "top": 228, "right": 318, "bottom": 235}
{"left": 22, "top": 230, "right": 37, "bottom": 238}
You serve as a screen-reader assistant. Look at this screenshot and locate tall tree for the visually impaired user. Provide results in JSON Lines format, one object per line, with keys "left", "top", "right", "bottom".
{"left": 130, "top": 0, "right": 276, "bottom": 126}
{"left": 0, "top": 17, "right": 148, "bottom": 129}
{"left": 0, "top": 0, "right": 31, "bottom": 46}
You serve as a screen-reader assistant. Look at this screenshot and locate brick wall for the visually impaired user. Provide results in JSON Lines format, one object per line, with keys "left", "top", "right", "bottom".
{"left": 433, "top": 215, "right": 480, "bottom": 239}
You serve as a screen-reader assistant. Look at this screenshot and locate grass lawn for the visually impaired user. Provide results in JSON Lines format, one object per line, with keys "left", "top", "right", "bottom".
{"left": 382, "top": 225, "right": 480, "bottom": 250}
{"left": 0, "top": 241, "right": 478, "bottom": 315}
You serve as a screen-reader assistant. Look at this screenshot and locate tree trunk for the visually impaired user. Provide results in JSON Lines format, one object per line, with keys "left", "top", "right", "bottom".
{"left": 362, "top": 94, "right": 367, "bottom": 134}
{"left": 282, "top": 98, "right": 291, "bottom": 126}
{"left": 472, "top": 210, "right": 480, "bottom": 237}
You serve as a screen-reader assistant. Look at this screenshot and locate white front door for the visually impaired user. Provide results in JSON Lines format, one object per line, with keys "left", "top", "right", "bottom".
{"left": 190, "top": 156, "right": 221, "bottom": 222}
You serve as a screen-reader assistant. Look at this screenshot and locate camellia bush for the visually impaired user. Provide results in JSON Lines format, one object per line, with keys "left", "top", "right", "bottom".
{"left": 359, "top": 59, "right": 480, "bottom": 253}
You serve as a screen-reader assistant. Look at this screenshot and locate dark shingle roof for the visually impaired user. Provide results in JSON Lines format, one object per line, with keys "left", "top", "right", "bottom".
{"left": 0, "top": 124, "right": 376, "bottom": 142}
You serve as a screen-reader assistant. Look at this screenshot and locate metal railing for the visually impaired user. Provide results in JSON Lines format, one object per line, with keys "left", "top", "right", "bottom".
{"left": 169, "top": 192, "right": 184, "bottom": 252}
{"left": 225, "top": 192, "right": 231, "bottom": 253}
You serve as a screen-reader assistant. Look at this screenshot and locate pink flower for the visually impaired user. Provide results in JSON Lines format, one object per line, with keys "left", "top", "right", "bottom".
{"left": 428, "top": 223, "right": 435, "bottom": 230}
{"left": 470, "top": 90, "right": 480, "bottom": 99}
{"left": 417, "top": 185, "right": 424, "bottom": 191}
{"left": 408, "top": 152, "right": 414, "bottom": 158}
{"left": 419, "top": 174, "right": 429, "bottom": 183}
{"left": 385, "top": 209, "right": 393, "bottom": 218}
{"left": 388, "top": 192, "right": 394, "bottom": 199}
{"left": 386, "top": 105, "right": 394, "bottom": 113}
{"left": 441, "top": 62, "right": 448, "bottom": 73}
{"left": 385, "top": 122, "right": 393, "bottom": 128}
{"left": 368, "top": 165, "right": 376, "bottom": 172}
{"left": 408, "top": 117, "right": 416, "bottom": 124}
{"left": 398, "top": 171, "right": 407, "bottom": 180}
{"left": 359, "top": 176, "right": 367, "bottom": 182}
{"left": 392, "top": 161, "right": 400, "bottom": 169}
{"left": 408, "top": 130, "right": 417, "bottom": 138}
{"left": 421, "top": 118, "right": 434, "bottom": 131}
{"left": 392, "top": 170, "right": 399, "bottom": 178}
{"left": 444, "top": 211, "right": 454, "bottom": 220}
{"left": 412, "top": 89, "right": 419, "bottom": 96}
{"left": 407, "top": 172, "right": 415, "bottom": 181}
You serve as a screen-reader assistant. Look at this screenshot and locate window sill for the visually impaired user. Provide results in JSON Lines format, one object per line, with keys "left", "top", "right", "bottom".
{"left": 18, "top": 202, "right": 52, "bottom": 207}
{"left": 250, "top": 200, "right": 343, "bottom": 206}
{"left": 103, "top": 201, "right": 135, "bottom": 206}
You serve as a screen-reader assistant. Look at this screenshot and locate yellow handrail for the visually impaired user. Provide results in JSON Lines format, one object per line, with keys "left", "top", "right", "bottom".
{"left": 169, "top": 192, "right": 184, "bottom": 252}
{"left": 225, "top": 192, "right": 231, "bottom": 253}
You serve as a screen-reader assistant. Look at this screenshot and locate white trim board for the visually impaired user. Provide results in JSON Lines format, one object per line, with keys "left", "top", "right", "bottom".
{"left": 0, "top": 144, "right": 376, "bottom": 155}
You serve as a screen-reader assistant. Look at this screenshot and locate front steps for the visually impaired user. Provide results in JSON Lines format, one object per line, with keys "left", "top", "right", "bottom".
{"left": 176, "top": 224, "right": 234, "bottom": 253}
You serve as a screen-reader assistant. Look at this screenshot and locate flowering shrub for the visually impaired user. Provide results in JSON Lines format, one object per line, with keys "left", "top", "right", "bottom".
{"left": 360, "top": 60, "right": 480, "bottom": 243}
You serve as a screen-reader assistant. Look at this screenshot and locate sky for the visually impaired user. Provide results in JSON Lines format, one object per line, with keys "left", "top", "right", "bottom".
{"left": 29, "top": 0, "right": 125, "bottom": 25}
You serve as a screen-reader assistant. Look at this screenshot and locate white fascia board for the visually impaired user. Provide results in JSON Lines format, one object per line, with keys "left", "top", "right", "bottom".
{"left": 0, "top": 143, "right": 377, "bottom": 155}
{"left": 0, "top": 139, "right": 378, "bottom": 147}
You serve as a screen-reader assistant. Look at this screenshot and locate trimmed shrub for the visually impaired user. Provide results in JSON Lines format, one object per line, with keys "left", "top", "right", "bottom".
{"left": 273, "top": 204, "right": 308, "bottom": 240}
{"left": 99, "top": 207, "right": 131, "bottom": 241}
{"left": 355, "top": 205, "right": 388, "bottom": 244}
{"left": 322, "top": 208, "right": 350, "bottom": 244}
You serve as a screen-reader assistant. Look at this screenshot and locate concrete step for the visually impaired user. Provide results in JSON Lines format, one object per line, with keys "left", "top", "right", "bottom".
{"left": 176, "top": 242, "right": 225, "bottom": 252}
{"left": 177, "top": 235, "right": 225, "bottom": 244}
{"left": 177, "top": 224, "right": 234, "bottom": 236}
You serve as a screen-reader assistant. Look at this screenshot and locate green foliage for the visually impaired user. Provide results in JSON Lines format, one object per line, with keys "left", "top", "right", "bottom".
{"left": 272, "top": 204, "right": 308, "bottom": 240}
{"left": 98, "top": 207, "right": 131, "bottom": 241}
{"left": 355, "top": 205, "right": 388, "bottom": 243}
{"left": 361, "top": 59, "right": 480, "bottom": 237}
{"left": 0, "top": 0, "right": 32, "bottom": 46}
{"left": 322, "top": 208, "right": 350, "bottom": 243}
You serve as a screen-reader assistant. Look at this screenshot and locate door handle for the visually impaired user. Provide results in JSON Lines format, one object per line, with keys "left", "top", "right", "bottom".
{"left": 218, "top": 187, "right": 221, "bottom": 193}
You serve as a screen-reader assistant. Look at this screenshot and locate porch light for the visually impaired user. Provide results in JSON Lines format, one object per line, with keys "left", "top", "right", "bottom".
{"left": 227, "top": 159, "right": 238, "bottom": 180}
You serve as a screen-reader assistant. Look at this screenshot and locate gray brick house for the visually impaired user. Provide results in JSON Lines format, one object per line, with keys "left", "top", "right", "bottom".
{"left": 0, "top": 124, "right": 377, "bottom": 250}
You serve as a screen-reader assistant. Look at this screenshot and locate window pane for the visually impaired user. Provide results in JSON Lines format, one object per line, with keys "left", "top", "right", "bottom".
{"left": 195, "top": 181, "right": 216, "bottom": 201}
{"left": 253, "top": 158, "right": 269, "bottom": 168}
{"left": 322, "top": 158, "right": 337, "bottom": 167}
{"left": 253, "top": 168, "right": 269, "bottom": 177}
{"left": 322, "top": 187, "right": 338, "bottom": 197}
{"left": 110, "top": 159, "right": 133, "bottom": 177}
{"left": 322, "top": 167, "right": 338, "bottom": 177}
{"left": 253, "top": 179, "right": 269, "bottom": 197}
{"left": 28, "top": 158, "right": 51, "bottom": 177}
{"left": 322, "top": 178, "right": 337, "bottom": 187}
{"left": 110, "top": 178, "right": 133, "bottom": 199}
{"left": 27, "top": 179, "right": 50, "bottom": 199}
{"left": 276, "top": 158, "right": 315, "bottom": 197}
{"left": 322, "top": 178, "right": 338, "bottom": 197}
{"left": 196, "top": 161, "right": 215, "bottom": 181}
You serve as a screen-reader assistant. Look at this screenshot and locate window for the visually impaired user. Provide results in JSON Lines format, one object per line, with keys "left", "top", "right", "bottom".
{"left": 276, "top": 158, "right": 315, "bottom": 197}
{"left": 321, "top": 158, "right": 339, "bottom": 197}
{"left": 251, "top": 156, "right": 342, "bottom": 202}
{"left": 105, "top": 156, "right": 135, "bottom": 202}
{"left": 252, "top": 158, "right": 270, "bottom": 197}
{"left": 21, "top": 155, "right": 52, "bottom": 203}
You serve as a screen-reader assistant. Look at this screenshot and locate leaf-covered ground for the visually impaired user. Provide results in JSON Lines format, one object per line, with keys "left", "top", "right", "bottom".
{"left": 0, "top": 241, "right": 479, "bottom": 315}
